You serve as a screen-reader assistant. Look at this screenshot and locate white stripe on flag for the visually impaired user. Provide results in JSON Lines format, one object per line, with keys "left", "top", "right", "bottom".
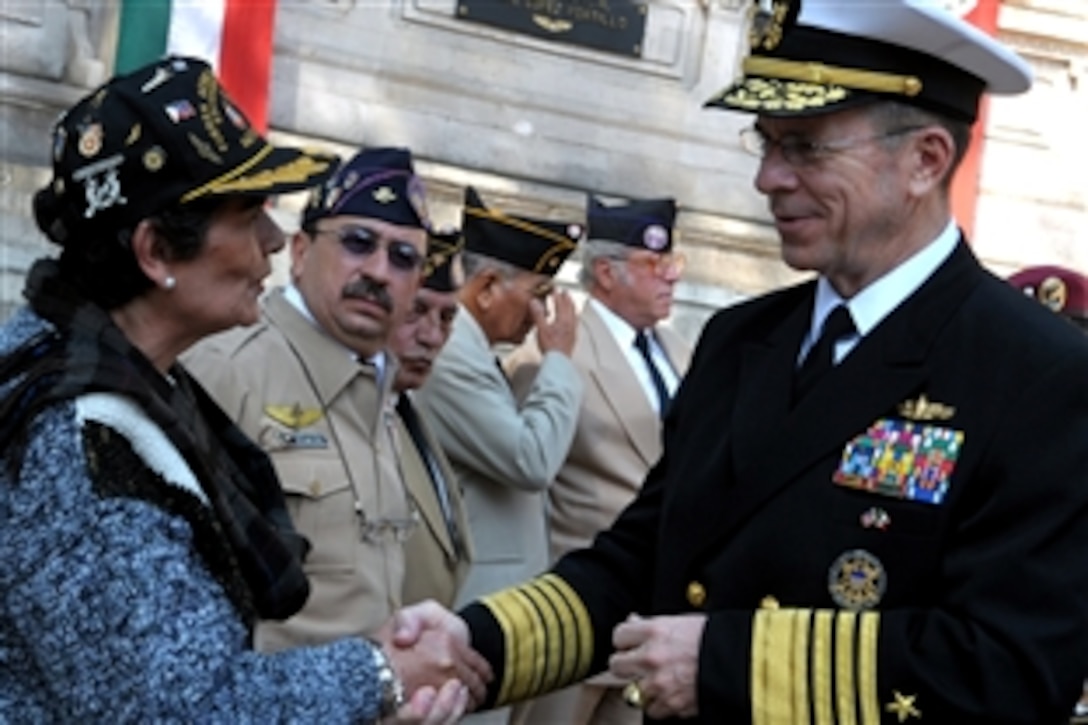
{"left": 166, "top": 0, "right": 228, "bottom": 71}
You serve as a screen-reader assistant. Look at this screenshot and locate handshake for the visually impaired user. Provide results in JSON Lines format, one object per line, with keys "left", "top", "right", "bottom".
{"left": 371, "top": 600, "right": 491, "bottom": 724}
{"left": 369, "top": 599, "right": 708, "bottom": 723}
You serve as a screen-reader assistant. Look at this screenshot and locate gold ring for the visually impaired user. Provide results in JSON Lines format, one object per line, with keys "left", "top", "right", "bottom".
{"left": 622, "top": 682, "right": 644, "bottom": 709}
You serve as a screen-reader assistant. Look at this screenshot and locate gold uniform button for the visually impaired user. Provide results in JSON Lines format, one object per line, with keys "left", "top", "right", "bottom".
{"left": 686, "top": 581, "right": 707, "bottom": 608}
{"left": 760, "top": 595, "right": 780, "bottom": 610}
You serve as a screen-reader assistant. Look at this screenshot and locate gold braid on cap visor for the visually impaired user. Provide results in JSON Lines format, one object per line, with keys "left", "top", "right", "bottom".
{"left": 743, "top": 56, "right": 923, "bottom": 98}
{"left": 463, "top": 205, "right": 577, "bottom": 274}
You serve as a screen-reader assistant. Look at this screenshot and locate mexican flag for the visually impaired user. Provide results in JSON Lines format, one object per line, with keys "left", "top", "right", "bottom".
{"left": 115, "top": 0, "right": 277, "bottom": 132}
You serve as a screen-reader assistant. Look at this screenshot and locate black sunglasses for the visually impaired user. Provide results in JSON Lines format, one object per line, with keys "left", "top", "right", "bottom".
{"left": 311, "top": 225, "right": 424, "bottom": 272}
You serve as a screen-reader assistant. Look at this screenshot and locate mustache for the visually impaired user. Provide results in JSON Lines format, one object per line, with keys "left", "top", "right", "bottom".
{"left": 342, "top": 277, "right": 393, "bottom": 313}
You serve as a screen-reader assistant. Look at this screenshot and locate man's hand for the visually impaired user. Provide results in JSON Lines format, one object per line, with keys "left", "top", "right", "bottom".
{"left": 393, "top": 678, "right": 470, "bottom": 724}
{"left": 376, "top": 600, "right": 493, "bottom": 711}
{"left": 608, "top": 613, "right": 706, "bottom": 719}
{"left": 532, "top": 289, "right": 577, "bottom": 357}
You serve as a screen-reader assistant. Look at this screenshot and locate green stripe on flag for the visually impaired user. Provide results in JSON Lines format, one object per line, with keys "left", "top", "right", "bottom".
{"left": 115, "top": 0, "right": 173, "bottom": 74}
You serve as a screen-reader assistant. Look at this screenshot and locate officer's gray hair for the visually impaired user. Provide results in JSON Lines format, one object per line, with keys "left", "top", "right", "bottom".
{"left": 864, "top": 101, "right": 971, "bottom": 188}
{"left": 461, "top": 250, "right": 522, "bottom": 282}
{"left": 578, "top": 239, "right": 631, "bottom": 289}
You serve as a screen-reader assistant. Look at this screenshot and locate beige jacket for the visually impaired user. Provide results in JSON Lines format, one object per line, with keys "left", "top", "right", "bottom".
{"left": 509, "top": 301, "right": 692, "bottom": 561}
{"left": 183, "top": 289, "right": 412, "bottom": 651}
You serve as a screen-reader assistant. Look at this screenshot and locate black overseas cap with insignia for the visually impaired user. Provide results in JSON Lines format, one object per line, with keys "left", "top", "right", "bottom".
{"left": 461, "top": 186, "right": 582, "bottom": 277}
{"left": 587, "top": 195, "right": 677, "bottom": 253}
{"left": 705, "top": 0, "right": 1033, "bottom": 122}
{"left": 423, "top": 227, "right": 465, "bottom": 292}
{"left": 301, "top": 147, "right": 430, "bottom": 230}
{"left": 35, "top": 55, "right": 337, "bottom": 245}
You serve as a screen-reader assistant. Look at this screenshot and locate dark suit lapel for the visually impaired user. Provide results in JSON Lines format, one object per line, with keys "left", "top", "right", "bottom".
{"left": 698, "top": 242, "right": 985, "bottom": 554}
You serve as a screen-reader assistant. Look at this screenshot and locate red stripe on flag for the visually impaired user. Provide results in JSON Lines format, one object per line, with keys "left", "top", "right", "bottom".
{"left": 218, "top": 0, "right": 277, "bottom": 133}
{"left": 952, "top": 0, "right": 1001, "bottom": 240}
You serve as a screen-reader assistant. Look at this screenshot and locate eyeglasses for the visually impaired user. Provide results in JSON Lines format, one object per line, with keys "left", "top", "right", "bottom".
{"left": 310, "top": 225, "right": 424, "bottom": 272}
{"left": 616, "top": 252, "right": 686, "bottom": 278}
{"left": 739, "top": 126, "right": 926, "bottom": 167}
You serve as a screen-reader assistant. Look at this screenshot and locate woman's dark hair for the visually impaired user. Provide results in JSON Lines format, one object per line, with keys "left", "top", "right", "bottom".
{"left": 32, "top": 191, "right": 264, "bottom": 310}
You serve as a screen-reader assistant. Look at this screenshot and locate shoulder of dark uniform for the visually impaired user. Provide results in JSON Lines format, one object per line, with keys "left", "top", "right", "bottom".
{"left": 700, "top": 280, "right": 814, "bottom": 346}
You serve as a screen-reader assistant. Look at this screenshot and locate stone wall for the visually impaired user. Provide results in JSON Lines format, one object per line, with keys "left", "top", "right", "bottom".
{"left": 1, "top": 0, "right": 1085, "bottom": 340}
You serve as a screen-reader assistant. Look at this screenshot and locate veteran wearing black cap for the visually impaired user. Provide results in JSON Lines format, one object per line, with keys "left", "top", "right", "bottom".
{"left": 393, "top": 1, "right": 1088, "bottom": 723}
{"left": 185, "top": 147, "right": 439, "bottom": 651}
{"left": 506, "top": 194, "right": 693, "bottom": 725}
{"left": 0, "top": 56, "right": 479, "bottom": 721}
{"left": 414, "top": 186, "right": 585, "bottom": 719}
{"left": 393, "top": 228, "right": 475, "bottom": 610}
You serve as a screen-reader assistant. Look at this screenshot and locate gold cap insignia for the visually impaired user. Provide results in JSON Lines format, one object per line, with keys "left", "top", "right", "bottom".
{"left": 373, "top": 186, "right": 397, "bottom": 204}
{"left": 78, "top": 123, "right": 104, "bottom": 158}
{"left": 1038, "top": 275, "right": 1068, "bottom": 313}
{"left": 143, "top": 147, "right": 165, "bottom": 172}
{"left": 898, "top": 394, "right": 955, "bottom": 421}
{"left": 747, "top": 0, "right": 796, "bottom": 52}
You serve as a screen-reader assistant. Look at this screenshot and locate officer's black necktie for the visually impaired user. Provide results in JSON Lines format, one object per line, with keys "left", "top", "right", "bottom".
{"left": 633, "top": 330, "right": 671, "bottom": 419}
{"left": 793, "top": 305, "right": 857, "bottom": 403}
{"left": 395, "top": 394, "right": 465, "bottom": 557}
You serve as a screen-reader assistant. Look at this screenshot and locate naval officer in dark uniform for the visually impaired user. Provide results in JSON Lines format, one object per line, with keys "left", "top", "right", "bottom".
{"left": 400, "top": 1, "right": 1088, "bottom": 723}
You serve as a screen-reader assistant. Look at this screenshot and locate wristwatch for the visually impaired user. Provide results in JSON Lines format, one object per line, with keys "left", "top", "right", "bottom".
{"left": 368, "top": 640, "right": 406, "bottom": 719}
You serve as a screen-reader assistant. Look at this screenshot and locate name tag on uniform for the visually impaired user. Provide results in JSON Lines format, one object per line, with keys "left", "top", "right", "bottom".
{"left": 833, "top": 418, "right": 964, "bottom": 505}
{"left": 277, "top": 430, "right": 329, "bottom": 449}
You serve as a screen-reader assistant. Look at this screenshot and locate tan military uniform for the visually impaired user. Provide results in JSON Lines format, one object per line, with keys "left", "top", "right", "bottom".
{"left": 396, "top": 391, "right": 473, "bottom": 607}
{"left": 183, "top": 288, "right": 414, "bottom": 651}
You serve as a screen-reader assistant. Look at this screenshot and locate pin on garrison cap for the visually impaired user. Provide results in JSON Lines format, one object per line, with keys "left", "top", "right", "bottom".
{"left": 705, "top": 0, "right": 1033, "bottom": 122}
{"left": 302, "top": 147, "right": 429, "bottom": 230}
{"left": 461, "top": 187, "right": 582, "bottom": 276}
{"left": 36, "top": 56, "right": 337, "bottom": 245}
{"left": 587, "top": 195, "right": 677, "bottom": 253}
{"left": 1007, "top": 265, "right": 1088, "bottom": 324}
{"left": 423, "top": 227, "right": 465, "bottom": 292}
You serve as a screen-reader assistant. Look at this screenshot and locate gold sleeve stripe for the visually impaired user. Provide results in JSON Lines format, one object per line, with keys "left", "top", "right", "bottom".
{"left": 835, "top": 611, "right": 858, "bottom": 725}
{"left": 766, "top": 609, "right": 796, "bottom": 721}
{"left": 751, "top": 610, "right": 769, "bottom": 724}
{"left": 791, "top": 609, "right": 812, "bottom": 725}
{"left": 858, "top": 612, "right": 880, "bottom": 725}
{"left": 537, "top": 574, "right": 594, "bottom": 684}
{"left": 533, "top": 578, "right": 579, "bottom": 688}
{"left": 515, "top": 585, "right": 558, "bottom": 700}
{"left": 749, "top": 608, "right": 883, "bottom": 725}
{"left": 483, "top": 588, "right": 520, "bottom": 705}
{"left": 479, "top": 574, "right": 595, "bottom": 707}
{"left": 752, "top": 609, "right": 812, "bottom": 725}
{"left": 504, "top": 587, "right": 546, "bottom": 702}
{"left": 812, "top": 610, "right": 835, "bottom": 725}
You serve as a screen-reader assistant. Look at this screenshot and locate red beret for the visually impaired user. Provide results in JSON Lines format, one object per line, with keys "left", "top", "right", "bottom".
{"left": 1006, "top": 265, "right": 1088, "bottom": 319}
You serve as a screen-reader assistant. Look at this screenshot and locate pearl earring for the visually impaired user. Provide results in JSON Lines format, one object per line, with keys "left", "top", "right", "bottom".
{"left": 163, "top": 275, "right": 176, "bottom": 290}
